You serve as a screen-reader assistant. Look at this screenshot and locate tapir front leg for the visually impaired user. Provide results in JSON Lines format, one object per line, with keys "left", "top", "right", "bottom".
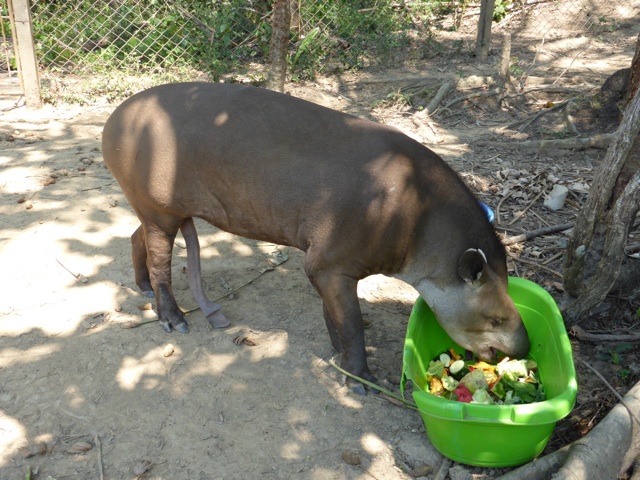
{"left": 307, "top": 263, "right": 375, "bottom": 394}
{"left": 144, "top": 223, "right": 189, "bottom": 334}
{"left": 180, "top": 218, "right": 230, "bottom": 329}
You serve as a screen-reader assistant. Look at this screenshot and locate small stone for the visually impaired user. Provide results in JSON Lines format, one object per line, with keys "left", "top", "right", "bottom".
{"left": 163, "top": 344, "right": 175, "bottom": 357}
{"left": 409, "top": 464, "right": 433, "bottom": 477}
{"left": 25, "top": 202, "right": 33, "bottom": 210}
{"left": 341, "top": 450, "right": 361, "bottom": 466}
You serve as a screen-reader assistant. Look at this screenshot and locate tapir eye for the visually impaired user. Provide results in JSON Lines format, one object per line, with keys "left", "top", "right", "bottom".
{"left": 490, "top": 318, "right": 503, "bottom": 328}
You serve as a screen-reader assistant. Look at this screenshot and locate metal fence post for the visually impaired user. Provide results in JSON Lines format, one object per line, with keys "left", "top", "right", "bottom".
{"left": 9, "top": 0, "right": 41, "bottom": 108}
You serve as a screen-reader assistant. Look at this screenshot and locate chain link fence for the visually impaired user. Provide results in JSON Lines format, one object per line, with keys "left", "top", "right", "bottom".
{"left": 28, "top": 1, "right": 427, "bottom": 83}
{"left": 493, "top": 0, "right": 636, "bottom": 41}
{"left": 13, "top": 0, "right": 639, "bottom": 102}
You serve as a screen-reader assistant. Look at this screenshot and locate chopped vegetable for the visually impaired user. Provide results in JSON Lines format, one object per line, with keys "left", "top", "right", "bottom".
{"left": 430, "top": 376, "right": 444, "bottom": 396}
{"left": 427, "top": 360, "right": 445, "bottom": 378}
{"left": 460, "top": 369, "right": 489, "bottom": 393}
{"left": 442, "top": 375, "right": 459, "bottom": 392}
{"left": 454, "top": 384, "right": 473, "bottom": 402}
{"left": 449, "top": 359, "right": 465, "bottom": 374}
{"left": 424, "top": 350, "right": 544, "bottom": 405}
{"left": 497, "top": 358, "right": 529, "bottom": 381}
{"left": 472, "top": 389, "right": 494, "bottom": 404}
{"left": 439, "top": 353, "right": 451, "bottom": 367}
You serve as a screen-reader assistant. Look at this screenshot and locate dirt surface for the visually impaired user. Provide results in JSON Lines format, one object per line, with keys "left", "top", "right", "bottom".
{"left": 1, "top": 8, "right": 640, "bottom": 480}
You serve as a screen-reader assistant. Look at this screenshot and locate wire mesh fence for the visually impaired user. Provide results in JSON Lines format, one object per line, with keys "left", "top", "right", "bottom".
{"left": 494, "top": 0, "right": 636, "bottom": 41}
{"left": 28, "top": 0, "right": 427, "bottom": 82}
{"left": 18, "top": 0, "right": 640, "bottom": 102}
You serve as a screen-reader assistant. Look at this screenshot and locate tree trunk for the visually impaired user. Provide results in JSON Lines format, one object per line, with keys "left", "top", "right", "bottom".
{"left": 475, "top": 0, "right": 496, "bottom": 60}
{"left": 265, "top": 0, "right": 290, "bottom": 92}
{"left": 562, "top": 33, "right": 640, "bottom": 323}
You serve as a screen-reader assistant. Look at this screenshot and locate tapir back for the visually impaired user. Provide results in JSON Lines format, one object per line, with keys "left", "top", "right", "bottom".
{"left": 102, "top": 82, "right": 501, "bottom": 277}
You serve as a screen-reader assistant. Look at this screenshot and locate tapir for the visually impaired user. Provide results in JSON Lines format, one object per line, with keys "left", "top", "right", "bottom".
{"left": 102, "top": 82, "right": 530, "bottom": 393}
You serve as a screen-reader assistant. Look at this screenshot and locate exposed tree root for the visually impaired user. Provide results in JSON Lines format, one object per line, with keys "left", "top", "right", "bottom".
{"left": 496, "top": 380, "right": 640, "bottom": 480}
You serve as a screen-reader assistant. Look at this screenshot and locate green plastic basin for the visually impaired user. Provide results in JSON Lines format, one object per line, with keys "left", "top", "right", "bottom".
{"left": 401, "top": 277, "right": 577, "bottom": 467}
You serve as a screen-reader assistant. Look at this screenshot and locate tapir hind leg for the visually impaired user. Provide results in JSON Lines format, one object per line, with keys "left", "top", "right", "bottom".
{"left": 179, "top": 218, "right": 230, "bottom": 329}
{"left": 131, "top": 225, "right": 153, "bottom": 297}
{"left": 143, "top": 222, "right": 189, "bottom": 334}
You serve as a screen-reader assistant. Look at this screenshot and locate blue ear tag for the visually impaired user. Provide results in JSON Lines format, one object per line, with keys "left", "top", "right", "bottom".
{"left": 478, "top": 201, "right": 495, "bottom": 224}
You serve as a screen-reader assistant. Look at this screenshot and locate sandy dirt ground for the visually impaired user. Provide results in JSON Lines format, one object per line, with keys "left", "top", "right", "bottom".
{"left": 1, "top": 7, "right": 639, "bottom": 480}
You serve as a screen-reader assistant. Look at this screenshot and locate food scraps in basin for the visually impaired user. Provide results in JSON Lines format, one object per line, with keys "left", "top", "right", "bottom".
{"left": 425, "top": 349, "right": 545, "bottom": 405}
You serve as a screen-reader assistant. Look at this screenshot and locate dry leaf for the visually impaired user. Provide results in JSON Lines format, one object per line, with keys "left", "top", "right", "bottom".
{"left": 20, "top": 442, "right": 47, "bottom": 458}
{"left": 341, "top": 450, "right": 362, "bottom": 466}
{"left": 66, "top": 441, "right": 93, "bottom": 454}
{"left": 138, "top": 303, "right": 154, "bottom": 311}
{"left": 233, "top": 334, "right": 258, "bottom": 346}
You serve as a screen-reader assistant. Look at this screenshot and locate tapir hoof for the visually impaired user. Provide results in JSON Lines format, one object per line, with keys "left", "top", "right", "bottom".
{"left": 159, "top": 320, "right": 172, "bottom": 333}
{"left": 175, "top": 322, "right": 189, "bottom": 334}
{"left": 206, "top": 310, "right": 230, "bottom": 329}
{"left": 340, "top": 373, "right": 379, "bottom": 396}
{"left": 159, "top": 319, "right": 189, "bottom": 334}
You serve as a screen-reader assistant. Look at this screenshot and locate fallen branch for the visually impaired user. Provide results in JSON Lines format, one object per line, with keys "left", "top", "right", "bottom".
{"left": 507, "top": 253, "right": 564, "bottom": 278}
{"left": 484, "top": 133, "right": 615, "bottom": 151}
{"left": 580, "top": 360, "right": 640, "bottom": 428}
{"left": 499, "top": 87, "right": 586, "bottom": 104}
{"left": 570, "top": 325, "right": 640, "bottom": 343}
{"left": 56, "top": 258, "right": 88, "bottom": 283}
{"left": 501, "top": 222, "right": 574, "bottom": 245}
{"left": 443, "top": 86, "right": 502, "bottom": 109}
{"left": 425, "top": 78, "right": 456, "bottom": 115}
{"left": 94, "top": 434, "right": 104, "bottom": 480}
{"left": 518, "top": 98, "right": 577, "bottom": 132}
{"left": 508, "top": 190, "right": 544, "bottom": 225}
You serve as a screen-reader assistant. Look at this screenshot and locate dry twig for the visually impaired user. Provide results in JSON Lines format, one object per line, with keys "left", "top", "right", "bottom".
{"left": 570, "top": 325, "right": 640, "bottom": 343}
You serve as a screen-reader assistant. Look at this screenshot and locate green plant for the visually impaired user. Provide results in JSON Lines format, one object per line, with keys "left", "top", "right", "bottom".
{"left": 493, "top": 0, "right": 508, "bottom": 22}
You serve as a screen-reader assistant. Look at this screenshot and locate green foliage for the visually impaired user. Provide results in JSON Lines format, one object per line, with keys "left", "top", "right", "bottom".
{"left": 30, "top": 0, "right": 271, "bottom": 81}
{"left": 290, "top": 0, "right": 416, "bottom": 79}
{"left": 29, "top": 0, "right": 435, "bottom": 98}
{"left": 493, "top": 0, "right": 508, "bottom": 22}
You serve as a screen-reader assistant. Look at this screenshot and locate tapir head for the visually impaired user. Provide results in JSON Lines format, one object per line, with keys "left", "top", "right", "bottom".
{"left": 417, "top": 248, "right": 530, "bottom": 362}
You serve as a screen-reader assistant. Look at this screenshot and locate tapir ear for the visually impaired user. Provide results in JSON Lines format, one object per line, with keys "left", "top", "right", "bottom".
{"left": 457, "top": 248, "right": 487, "bottom": 285}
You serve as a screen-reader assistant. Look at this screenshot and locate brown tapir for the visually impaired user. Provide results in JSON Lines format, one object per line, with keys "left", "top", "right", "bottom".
{"left": 102, "top": 82, "right": 529, "bottom": 393}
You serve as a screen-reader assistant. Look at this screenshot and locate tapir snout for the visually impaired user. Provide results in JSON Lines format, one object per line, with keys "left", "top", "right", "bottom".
{"left": 411, "top": 248, "right": 530, "bottom": 361}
